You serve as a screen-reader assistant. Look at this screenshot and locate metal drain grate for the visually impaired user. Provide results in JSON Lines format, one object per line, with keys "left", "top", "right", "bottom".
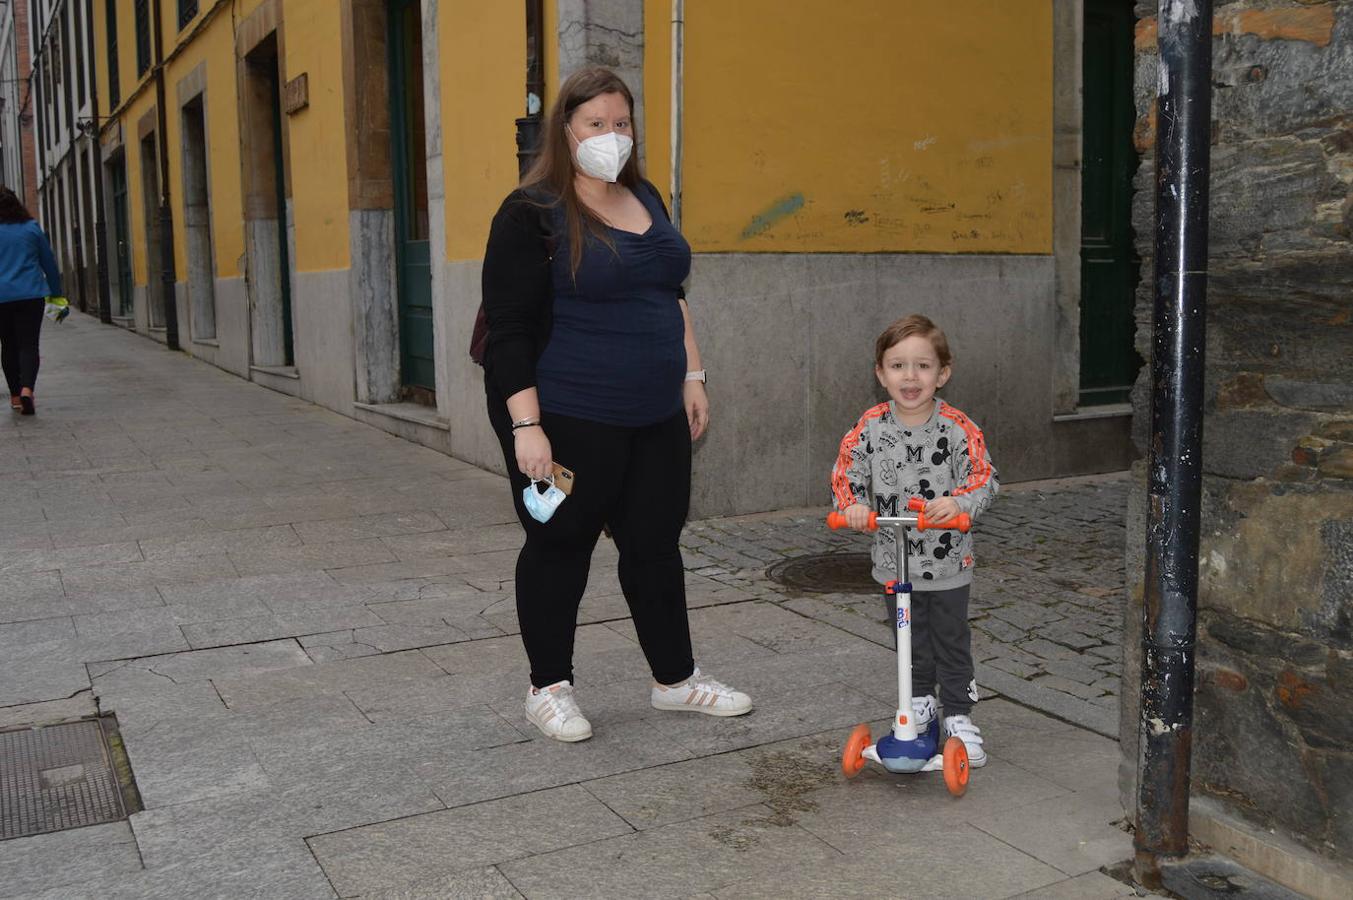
{"left": 0, "top": 718, "right": 130, "bottom": 840}
{"left": 765, "top": 552, "right": 878, "bottom": 594}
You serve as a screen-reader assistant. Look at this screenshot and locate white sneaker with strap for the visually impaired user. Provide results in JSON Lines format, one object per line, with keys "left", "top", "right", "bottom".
{"left": 943, "top": 714, "right": 987, "bottom": 767}
{"left": 651, "top": 667, "right": 752, "bottom": 717}
{"left": 525, "top": 680, "right": 593, "bottom": 742}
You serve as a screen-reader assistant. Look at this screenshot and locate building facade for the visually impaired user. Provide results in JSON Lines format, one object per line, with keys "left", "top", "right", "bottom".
{"left": 1120, "top": 1, "right": 1353, "bottom": 897}
{"left": 90, "top": 0, "right": 1137, "bottom": 516}
{"left": 0, "top": 0, "right": 39, "bottom": 213}
{"left": 29, "top": 0, "right": 105, "bottom": 315}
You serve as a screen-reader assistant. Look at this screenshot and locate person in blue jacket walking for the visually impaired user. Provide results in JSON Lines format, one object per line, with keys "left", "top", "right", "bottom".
{"left": 0, "top": 186, "right": 62, "bottom": 415}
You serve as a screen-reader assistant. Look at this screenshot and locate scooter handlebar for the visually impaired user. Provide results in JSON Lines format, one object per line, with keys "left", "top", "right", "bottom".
{"left": 826, "top": 510, "right": 875, "bottom": 531}
{"left": 918, "top": 511, "right": 971, "bottom": 533}
{"left": 826, "top": 510, "right": 971, "bottom": 533}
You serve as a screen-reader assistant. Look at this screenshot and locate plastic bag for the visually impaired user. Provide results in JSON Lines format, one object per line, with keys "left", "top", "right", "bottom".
{"left": 44, "top": 296, "right": 69, "bottom": 323}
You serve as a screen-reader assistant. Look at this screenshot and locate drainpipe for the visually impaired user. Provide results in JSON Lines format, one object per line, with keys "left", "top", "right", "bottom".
{"left": 669, "top": 0, "right": 683, "bottom": 229}
{"left": 1134, "top": 0, "right": 1213, "bottom": 888}
{"left": 150, "top": 0, "right": 179, "bottom": 350}
{"left": 88, "top": 0, "right": 112, "bottom": 324}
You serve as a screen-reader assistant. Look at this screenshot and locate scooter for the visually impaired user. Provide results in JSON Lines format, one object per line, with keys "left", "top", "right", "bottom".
{"left": 826, "top": 497, "right": 972, "bottom": 796}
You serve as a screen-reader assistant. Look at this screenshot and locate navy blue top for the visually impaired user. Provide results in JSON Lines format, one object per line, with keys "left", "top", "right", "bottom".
{"left": 534, "top": 185, "right": 692, "bottom": 427}
{"left": 0, "top": 221, "right": 62, "bottom": 303}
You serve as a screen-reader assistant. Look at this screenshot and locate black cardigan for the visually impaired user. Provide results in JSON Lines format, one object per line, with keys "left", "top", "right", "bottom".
{"left": 480, "top": 182, "right": 683, "bottom": 402}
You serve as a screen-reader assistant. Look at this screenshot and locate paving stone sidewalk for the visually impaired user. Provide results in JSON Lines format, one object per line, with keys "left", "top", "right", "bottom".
{"left": 0, "top": 319, "right": 1147, "bottom": 899}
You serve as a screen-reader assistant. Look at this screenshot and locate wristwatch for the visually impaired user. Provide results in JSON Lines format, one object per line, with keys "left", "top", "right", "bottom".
{"left": 684, "top": 369, "right": 707, "bottom": 384}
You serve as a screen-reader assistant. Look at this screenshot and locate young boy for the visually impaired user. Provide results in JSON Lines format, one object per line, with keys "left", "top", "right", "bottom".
{"left": 831, "top": 314, "right": 999, "bottom": 765}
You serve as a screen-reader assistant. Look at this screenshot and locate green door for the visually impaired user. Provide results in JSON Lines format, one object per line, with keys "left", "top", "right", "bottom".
{"left": 110, "top": 157, "right": 134, "bottom": 317}
{"left": 1079, "top": 0, "right": 1142, "bottom": 406}
{"left": 389, "top": 0, "right": 435, "bottom": 394}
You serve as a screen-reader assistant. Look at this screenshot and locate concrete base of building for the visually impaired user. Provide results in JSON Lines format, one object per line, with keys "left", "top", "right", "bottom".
{"left": 353, "top": 401, "right": 454, "bottom": 456}
{"left": 1190, "top": 796, "right": 1353, "bottom": 900}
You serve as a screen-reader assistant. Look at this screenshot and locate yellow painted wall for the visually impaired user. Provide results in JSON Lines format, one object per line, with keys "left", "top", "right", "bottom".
{"left": 124, "top": 93, "right": 158, "bottom": 286}
{"left": 647, "top": 1, "right": 1053, "bottom": 254}
{"left": 161, "top": 0, "right": 271, "bottom": 279}
{"left": 543, "top": 0, "right": 559, "bottom": 109}
{"left": 275, "top": 0, "right": 350, "bottom": 271}
{"left": 439, "top": 1, "right": 528, "bottom": 260}
{"left": 92, "top": 0, "right": 158, "bottom": 287}
{"left": 97, "top": 0, "right": 347, "bottom": 283}
{"left": 155, "top": 11, "right": 247, "bottom": 279}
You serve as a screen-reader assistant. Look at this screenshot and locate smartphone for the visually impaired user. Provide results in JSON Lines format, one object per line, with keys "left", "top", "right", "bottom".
{"left": 551, "top": 462, "right": 575, "bottom": 496}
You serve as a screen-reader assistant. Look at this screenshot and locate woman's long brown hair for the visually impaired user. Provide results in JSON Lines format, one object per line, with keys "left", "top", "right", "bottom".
{"left": 520, "top": 66, "right": 643, "bottom": 275}
{"left": 0, "top": 186, "right": 34, "bottom": 224}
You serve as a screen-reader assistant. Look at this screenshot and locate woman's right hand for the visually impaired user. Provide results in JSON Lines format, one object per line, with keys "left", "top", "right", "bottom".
{"left": 514, "top": 427, "right": 553, "bottom": 481}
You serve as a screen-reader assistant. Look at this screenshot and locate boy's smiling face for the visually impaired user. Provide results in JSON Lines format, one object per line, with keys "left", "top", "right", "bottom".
{"left": 876, "top": 335, "right": 951, "bottom": 425}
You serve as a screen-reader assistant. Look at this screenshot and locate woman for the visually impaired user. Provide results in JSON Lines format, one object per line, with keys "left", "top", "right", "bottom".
{"left": 481, "top": 67, "right": 751, "bottom": 742}
{"left": 0, "top": 187, "right": 61, "bottom": 416}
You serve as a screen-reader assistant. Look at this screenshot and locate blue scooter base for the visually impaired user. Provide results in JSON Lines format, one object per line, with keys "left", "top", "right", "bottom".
{"left": 875, "top": 719, "right": 940, "bottom": 773}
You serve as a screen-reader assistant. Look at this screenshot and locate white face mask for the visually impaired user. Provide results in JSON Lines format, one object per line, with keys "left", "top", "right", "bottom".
{"left": 568, "top": 127, "right": 633, "bottom": 183}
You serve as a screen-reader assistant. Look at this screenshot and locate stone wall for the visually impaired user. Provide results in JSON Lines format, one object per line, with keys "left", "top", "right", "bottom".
{"left": 1122, "top": 0, "right": 1353, "bottom": 882}
{"left": 556, "top": 0, "right": 645, "bottom": 152}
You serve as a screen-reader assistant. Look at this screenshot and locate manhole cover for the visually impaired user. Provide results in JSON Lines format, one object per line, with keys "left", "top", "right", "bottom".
{"left": 1, "top": 717, "right": 134, "bottom": 840}
{"left": 766, "top": 552, "right": 877, "bottom": 593}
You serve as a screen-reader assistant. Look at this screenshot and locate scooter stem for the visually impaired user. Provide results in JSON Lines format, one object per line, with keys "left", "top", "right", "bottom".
{"left": 890, "top": 523, "right": 918, "bottom": 742}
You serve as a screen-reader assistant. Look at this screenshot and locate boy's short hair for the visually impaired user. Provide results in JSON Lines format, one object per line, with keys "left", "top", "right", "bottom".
{"left": 875, "top": 314, "right": 953, "bottom": 369}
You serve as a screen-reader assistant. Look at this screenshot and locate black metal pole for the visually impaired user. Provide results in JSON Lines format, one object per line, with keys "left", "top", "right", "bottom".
{"left": 151, "top": 0, "right": 179, "bottom": 350}
{"left": 515, "top": 0, "right": 545, "bottom": 180}
{"left": 88, "top": 0, "right": 113, "bottom": 325}
{"left": 1135, "top": 0, "right": 1213, "bottom": 887}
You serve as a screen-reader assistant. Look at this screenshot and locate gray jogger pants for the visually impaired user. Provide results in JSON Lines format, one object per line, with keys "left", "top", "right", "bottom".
{"left": 885, "top": 584, "right": 976, "bottom": 717}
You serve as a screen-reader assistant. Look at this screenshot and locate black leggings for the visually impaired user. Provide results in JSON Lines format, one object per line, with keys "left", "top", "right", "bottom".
{"left": 0, "top": 298, "right": 43, "bottom": 396}
{"left": 488, "top": 388, "right": 695, "bottom": 689}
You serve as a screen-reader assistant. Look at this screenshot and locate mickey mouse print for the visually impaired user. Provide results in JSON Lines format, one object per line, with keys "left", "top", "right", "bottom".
{"left": 831, "top": 399, "right": 1000, "bottom": 589}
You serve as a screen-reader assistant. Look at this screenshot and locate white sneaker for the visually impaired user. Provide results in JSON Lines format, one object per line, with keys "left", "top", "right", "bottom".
{"left": 943, "top": 714, "right": 987, "bottom": 767}
{"left": 911, "top": 694, "right": 937, "bottom": 727}
{"left": 651, "top": 667, "right": 752, "bottom": 717}
{"left": 525, "top": 680, "right": 593, "bottom": 742}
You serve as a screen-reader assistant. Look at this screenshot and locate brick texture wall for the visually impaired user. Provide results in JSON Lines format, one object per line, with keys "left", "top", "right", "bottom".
{"left": 14, "top": 0, "right": 38, "bottom": 215}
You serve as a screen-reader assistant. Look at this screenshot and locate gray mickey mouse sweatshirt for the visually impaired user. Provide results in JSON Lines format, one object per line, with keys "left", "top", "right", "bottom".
{"left": 831, "top": 399, "right": 999, "bottom": 589}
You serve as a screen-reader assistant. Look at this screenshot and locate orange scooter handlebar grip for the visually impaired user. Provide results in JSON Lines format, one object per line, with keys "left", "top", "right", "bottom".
{"left": 917, "top": 512, "right": 971, "bottom": 533}
{"left": 909, "top": 496, "right": 970, "bottom": 532}
{"left": 826, "top": 511, "right": 878, "bottom": 531}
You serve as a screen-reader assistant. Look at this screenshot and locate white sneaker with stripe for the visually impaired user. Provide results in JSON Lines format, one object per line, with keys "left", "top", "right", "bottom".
{"left": 650, "top": 667, "right": 752, "bottom": 717}
{"left": 525, "top": 680, "right": 593, "bottom": 742}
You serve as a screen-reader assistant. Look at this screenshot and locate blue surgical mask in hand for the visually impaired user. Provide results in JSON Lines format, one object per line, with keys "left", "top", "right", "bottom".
{"left": 523, "top": 477, "right": 567, "bottom": 523}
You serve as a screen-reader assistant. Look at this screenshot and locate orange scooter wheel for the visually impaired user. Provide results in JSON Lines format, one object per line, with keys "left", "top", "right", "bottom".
{"left": 841, "top": 724, "right": 871, "bottom": 778}
{"left": 942, "top": 735, "right": 970, "bottom": 796}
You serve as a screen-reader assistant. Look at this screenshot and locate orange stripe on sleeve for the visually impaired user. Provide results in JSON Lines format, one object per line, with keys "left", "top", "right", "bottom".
{"left": 831, "top": 402, "right": 890, "bottom": 509}
{"left": 938, "top": 402, "right": 992, "bottom": 495}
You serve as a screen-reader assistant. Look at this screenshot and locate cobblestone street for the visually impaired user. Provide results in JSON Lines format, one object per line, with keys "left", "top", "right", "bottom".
{"left": 683, "top": 475, "right": 1129, "bottom": 738}
{"left": 0, "top": 320, "right": 1143, "bottom": 899}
